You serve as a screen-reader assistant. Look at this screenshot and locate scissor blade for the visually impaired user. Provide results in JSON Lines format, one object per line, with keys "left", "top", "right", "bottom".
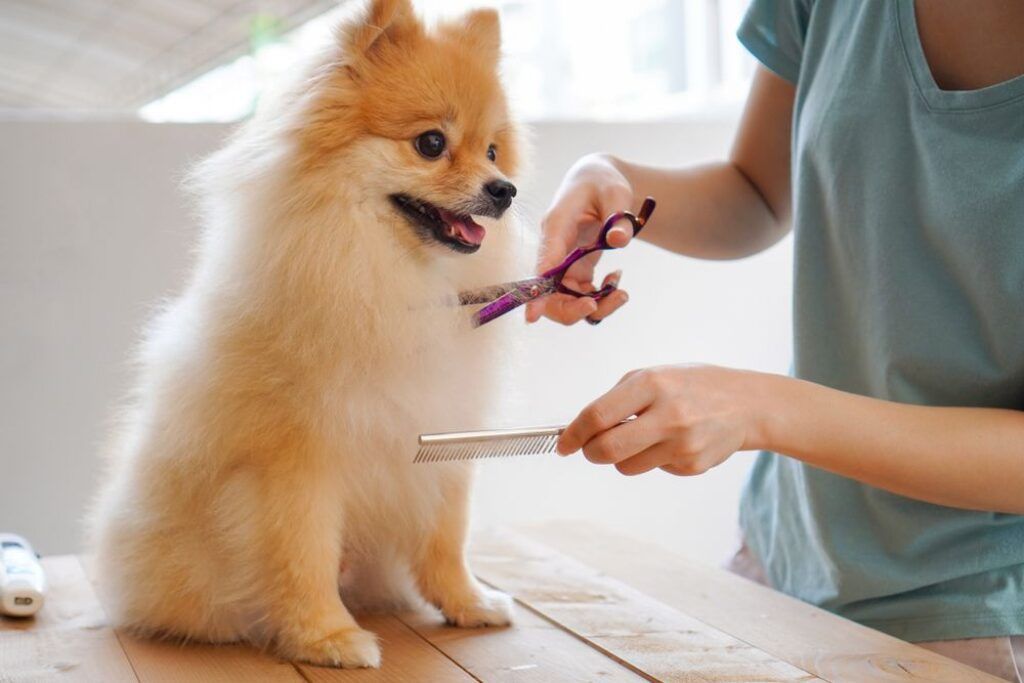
{"left": 458, "top": 281, "right": 523, "bottom": 306}
{"left": 470, "top": 277, "right": 554, "bottom": 327}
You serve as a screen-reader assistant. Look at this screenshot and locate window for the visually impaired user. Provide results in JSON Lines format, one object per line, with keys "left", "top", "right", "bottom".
{"left": 140, "top": 0, "right": 754, "bottom": 123}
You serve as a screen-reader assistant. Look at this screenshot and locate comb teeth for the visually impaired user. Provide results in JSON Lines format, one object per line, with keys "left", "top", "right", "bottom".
{"left": 413, "top": 430, "right": 563, "bottom": 463}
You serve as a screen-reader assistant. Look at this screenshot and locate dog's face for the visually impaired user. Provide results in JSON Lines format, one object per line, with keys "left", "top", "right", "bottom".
{"left": 303, "top": 0, "right": 521, "bottom": 256}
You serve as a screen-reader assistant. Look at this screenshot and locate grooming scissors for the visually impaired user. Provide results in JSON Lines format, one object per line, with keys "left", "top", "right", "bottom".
{"left": 459, "top": 197, "right": 656, "bottom": 327}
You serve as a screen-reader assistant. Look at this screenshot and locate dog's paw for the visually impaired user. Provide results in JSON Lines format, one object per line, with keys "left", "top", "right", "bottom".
{"left": 282, "top": 627, "right": 381, "bottom": 669}
{"left": 444, "top": 589, "right": 514, "bottom": 628}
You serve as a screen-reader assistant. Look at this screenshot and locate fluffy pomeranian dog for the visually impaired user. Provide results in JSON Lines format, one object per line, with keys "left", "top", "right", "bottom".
{"left": 89, "top": 0, "right": 523, "bottom": 669}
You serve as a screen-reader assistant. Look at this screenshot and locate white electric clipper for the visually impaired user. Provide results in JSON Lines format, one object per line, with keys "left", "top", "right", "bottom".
{"left": 0, "top": 533, "right": 46, "bottom": 617}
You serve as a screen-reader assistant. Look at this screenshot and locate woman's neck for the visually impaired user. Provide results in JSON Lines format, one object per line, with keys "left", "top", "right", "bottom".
{"left": 914, "top": 0, "right": 1024, "bottom": 91}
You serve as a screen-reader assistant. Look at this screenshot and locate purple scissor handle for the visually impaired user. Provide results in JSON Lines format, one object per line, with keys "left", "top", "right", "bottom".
{"left": 460, "top": 197, "right": 656, "bottom": 327}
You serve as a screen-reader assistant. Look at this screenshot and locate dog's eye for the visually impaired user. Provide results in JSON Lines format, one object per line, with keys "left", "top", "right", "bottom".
{"left": 415, "top": 131, "right": 446, "bottom": 159}
{"left": 487, "top": 144, "right": 497, "bottom": 162}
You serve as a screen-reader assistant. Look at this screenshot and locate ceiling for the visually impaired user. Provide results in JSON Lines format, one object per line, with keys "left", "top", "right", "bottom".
{"left": 0, "top": 0, "right": 342, "bottom": 112}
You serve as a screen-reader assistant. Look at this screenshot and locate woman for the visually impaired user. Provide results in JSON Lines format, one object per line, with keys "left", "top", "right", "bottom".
{"left": 531, "top": 1, "right": 1024, "bottom": 678}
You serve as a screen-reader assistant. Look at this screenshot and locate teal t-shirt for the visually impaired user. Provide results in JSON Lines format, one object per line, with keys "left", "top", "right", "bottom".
{"left": 738, "top": 0, "right": 1024, "bottom": 641}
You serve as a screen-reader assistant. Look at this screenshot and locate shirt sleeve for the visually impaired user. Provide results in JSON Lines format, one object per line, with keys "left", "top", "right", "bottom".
{"left": 737, "top": 0, "right": 814, "bottom": 84}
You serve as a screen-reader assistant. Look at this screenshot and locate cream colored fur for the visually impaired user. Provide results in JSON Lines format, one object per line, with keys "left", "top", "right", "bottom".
{"left": 89, "top": 0, "right": 523, "bottom": 668}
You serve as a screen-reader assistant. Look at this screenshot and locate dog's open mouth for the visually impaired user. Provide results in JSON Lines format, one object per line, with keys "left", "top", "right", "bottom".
{"left": 389, "top": 194, "right": 485, "bottom": 254}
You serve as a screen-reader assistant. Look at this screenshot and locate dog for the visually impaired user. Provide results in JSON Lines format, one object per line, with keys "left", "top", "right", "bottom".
{"left": 89, "top": 0, "right": 523, "bottom": 668}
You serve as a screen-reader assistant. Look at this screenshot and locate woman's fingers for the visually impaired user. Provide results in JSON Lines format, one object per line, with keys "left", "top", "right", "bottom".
{"left": 536, "top": 274, "right": 598, "bottom": 324}
{"left": 533, "top": 289, "right": 627, "bottom": 326}
{"left": 558, "top": 373, "right": 654, "bottom": 454}
{"left": 615, "top": 442, "right": 675, "bottom": 476}
{"left": 535, "top": 295, "right": 598, "bottom": 325}
{"left": 580, "top": 411, "right": 661, "bottom": 464}
{"left": 604, "top": 216, "right": 636, "bottom": 249}
{"left": 526, "top": 248, "right": 598, "bottom": 323}
{"left": 582, "top": 271, "right": 626, "bottom": 323}
{"left": 584, "top": 290, "right": 629, "bottom": 323}
{"left": 528, "top": 269, "right": 628, "bottom": 325}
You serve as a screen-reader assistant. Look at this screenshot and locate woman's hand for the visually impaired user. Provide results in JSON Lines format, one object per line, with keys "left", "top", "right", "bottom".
{"left": 526, "top": 153, "right": 636, "bottom": 325}
{"left": 556, "top": 365, "right": 771, "bottom": 476}
{"left": 557, "top": 363, "right": 1024, "bottom": 514}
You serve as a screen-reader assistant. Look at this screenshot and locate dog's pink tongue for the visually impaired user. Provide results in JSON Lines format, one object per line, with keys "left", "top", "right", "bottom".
{"left": 439, "top": 209, "right": 486, "bottom": 245}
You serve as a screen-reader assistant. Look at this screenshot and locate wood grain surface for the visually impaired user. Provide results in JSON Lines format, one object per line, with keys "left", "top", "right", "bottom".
{"left": 0, "top": 528, "right": 997, "bottom": 682}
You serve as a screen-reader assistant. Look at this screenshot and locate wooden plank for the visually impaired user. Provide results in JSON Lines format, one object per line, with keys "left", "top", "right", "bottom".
{"left": 109, "top": 634, "right": 303, "bottom": 683}
{"left": 0, "top": 556, "right": 138, "bottom": 682}
{"left": 0, "top": 627, "right": 139, "bottom": 683}
{"left": 298, "top": 614, "right": 476, "bottom": 683}
{"left": 399, "top": 603, "right": 648, "bottom": 683}
{"left": 511, "top": 523, "right": 1002, "bottom": 683}
{"left": 470, "top": 532, "right": 819, "bottom": 683}
{"left": 79, "top": 555, "right": 305, "bottom": 683}
{"left": 80, "top": 554, "right": 494, "bottom": 682}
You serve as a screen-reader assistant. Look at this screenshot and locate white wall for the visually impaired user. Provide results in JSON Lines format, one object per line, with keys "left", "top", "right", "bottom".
{"left": 0, "top": 119, "right": 792, "bottom": 561}
{"left": 1, "top": 121, "right": 227, "bottom": 554}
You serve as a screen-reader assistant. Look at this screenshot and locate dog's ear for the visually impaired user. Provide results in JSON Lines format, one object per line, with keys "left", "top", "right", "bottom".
{"left": 457, "top": 8, "right": 501, "bottom": 64}
{"left": 339, "top": 0, "right": 421, "bottom": 61}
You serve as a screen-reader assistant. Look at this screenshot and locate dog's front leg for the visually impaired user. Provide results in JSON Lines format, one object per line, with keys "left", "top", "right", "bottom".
{"left": 412, "top": 469, "right": 513, "bottom": 627}
{"left": 252, "top": 462, "right": 380, "bottom": 668}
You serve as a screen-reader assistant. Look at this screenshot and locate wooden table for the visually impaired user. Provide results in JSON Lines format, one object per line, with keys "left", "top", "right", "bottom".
{"left": 0, "top": 524, "right": 998, "bottom": 682}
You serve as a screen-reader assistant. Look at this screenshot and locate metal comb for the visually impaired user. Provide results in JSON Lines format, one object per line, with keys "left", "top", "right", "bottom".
{"left": 414, "top": 425, "right": 565, "bottom": 463}
{"left": 414, "top": 418, "right": 636, "bottom": 463}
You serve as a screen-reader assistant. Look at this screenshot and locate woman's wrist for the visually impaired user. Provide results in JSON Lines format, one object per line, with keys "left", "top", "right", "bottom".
{"left": 742, "top": 371, "right": 812, "bottom": 454}
{"left": 745, "top": 372, "right": 847, "bottom": 471}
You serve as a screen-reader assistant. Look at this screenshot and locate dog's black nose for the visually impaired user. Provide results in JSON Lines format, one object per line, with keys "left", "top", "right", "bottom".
{"left": 484, "top": 179, "right": 517, "bottom": 212}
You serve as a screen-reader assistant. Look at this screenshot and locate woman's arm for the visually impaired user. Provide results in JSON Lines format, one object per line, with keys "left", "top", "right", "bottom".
{"left": 616, "top": 66, "right": 796, "bottom": 259}
{"left": 529, "top": 66, "right": 796, "bottom": 324}
{"left": 557, "top": 366, "right": 1024, "bottom": 515}
{"left": 764, "top": 374, "right": 1024, "bottom": 514}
